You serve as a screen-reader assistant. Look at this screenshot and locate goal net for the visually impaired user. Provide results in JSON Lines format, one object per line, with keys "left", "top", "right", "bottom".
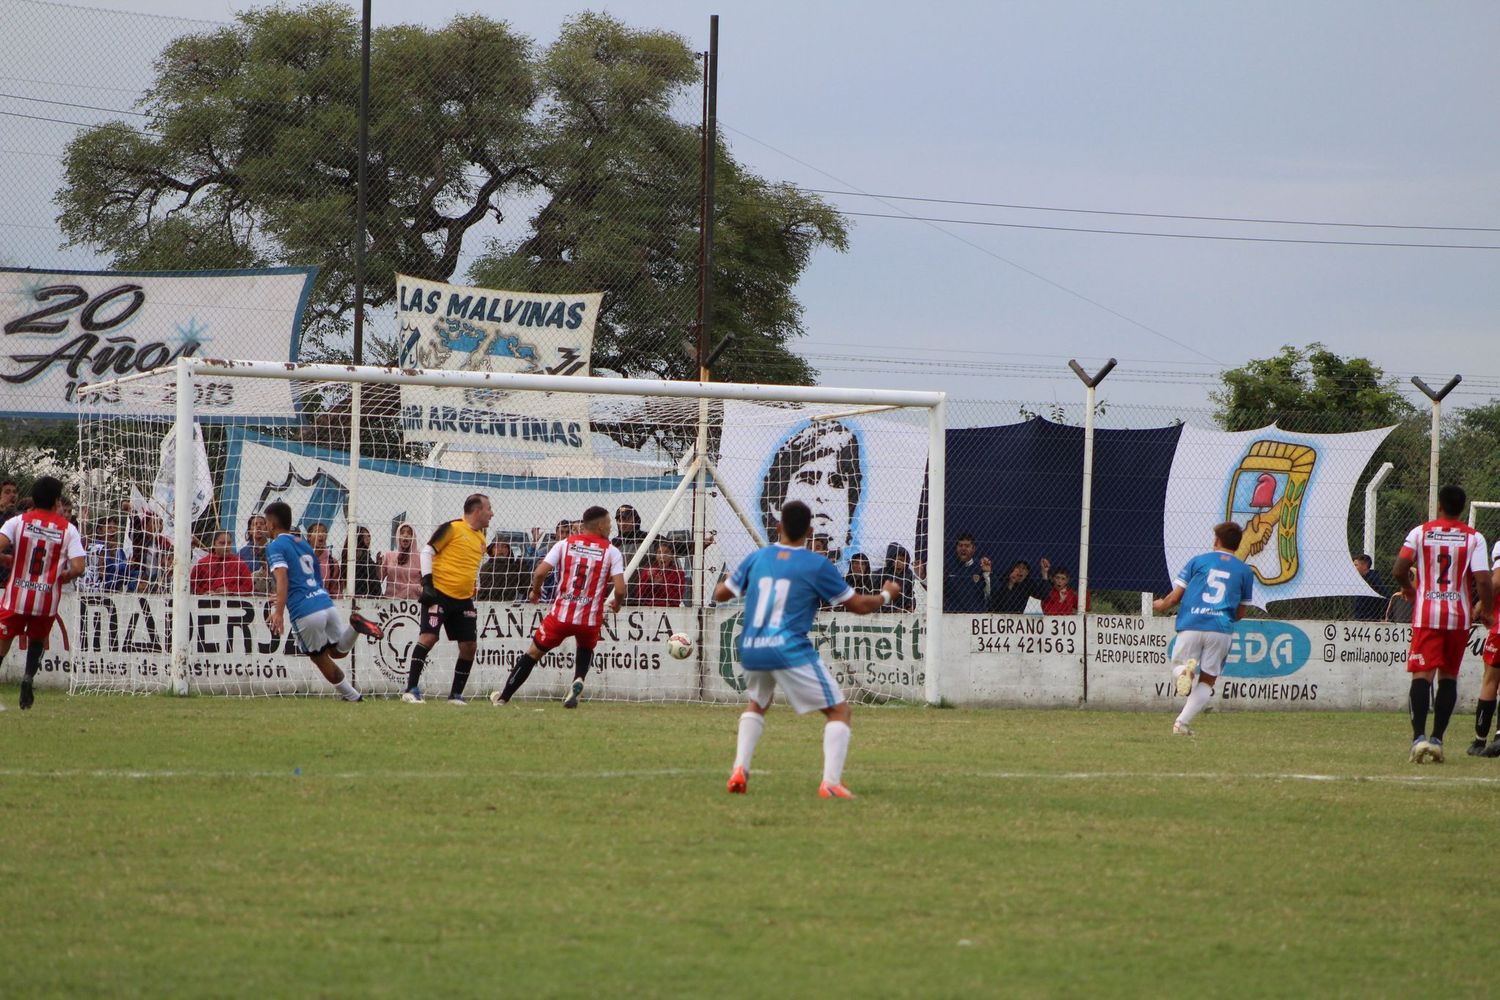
{"left": 71, "top": 359, "right": 945, "bottom": 704}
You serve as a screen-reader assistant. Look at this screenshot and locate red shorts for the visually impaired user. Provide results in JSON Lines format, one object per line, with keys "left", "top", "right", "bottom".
{"left": 1407, "top": 626, "right": 1470, "bottom": 675}
{"left": 0, "top": 609, "right": 55, "bottom": 644}
{"left": 1483, "top": 631, "right": 1500, "bottom": 669}
{"left": 533, "top": 614, "right": 601, "bottom": 653}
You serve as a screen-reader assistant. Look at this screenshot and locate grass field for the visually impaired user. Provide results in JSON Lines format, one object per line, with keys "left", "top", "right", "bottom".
{"left": 2, "top": 690, "right": 1496, "bottom": 998}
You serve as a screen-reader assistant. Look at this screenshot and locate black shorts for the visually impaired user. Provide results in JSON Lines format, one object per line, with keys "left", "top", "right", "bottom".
{"left": 420, "top": 594, "right": 478, "bottom": 643}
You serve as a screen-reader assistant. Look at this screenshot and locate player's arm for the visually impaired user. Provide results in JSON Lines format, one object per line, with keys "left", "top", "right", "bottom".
{"left": 268, "top": 565, "right": 289, "bottom": 637}
{"left": 1470, "top": 538, "right": 1493, "bottom": 628}
{"left": 608, "top": 547, "right": 625, "bottom": 612}
{"left": 1152, "top": 583, "right": 1186, "bottom": 614}
{"left": 57, "top": 524, "right": 86, "bottom": 584}
{"left": 840, "top": 579, "right": 902, "bottom": 615}
{"left": 527, "top": 540, "right": 564, "bottom": 603}
{"left": 715, "top": 552, "right": 756, "bottom": 604}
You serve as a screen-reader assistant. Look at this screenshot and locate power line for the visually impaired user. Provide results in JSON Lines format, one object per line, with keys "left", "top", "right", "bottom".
{"left": 807, "top": 188, "right": 1500, "bottom": 234}
{"left": 719, "top": 120, "right": 1225, "bottom": 366}
{"left": 837, "top": 210, "right": 1500, "bottom": 251}
{"left": 0, "top": 91, "right": 148, "bottom": 117}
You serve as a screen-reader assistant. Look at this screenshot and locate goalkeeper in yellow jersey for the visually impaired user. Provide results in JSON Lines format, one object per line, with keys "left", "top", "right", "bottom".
{"left": 401, "top": 494, "right": 492, "bottom": 704}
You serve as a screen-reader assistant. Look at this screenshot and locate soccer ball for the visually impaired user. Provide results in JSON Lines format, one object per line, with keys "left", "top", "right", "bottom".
{"left": 666, "top": 632, "right": 693, "bottom": 659}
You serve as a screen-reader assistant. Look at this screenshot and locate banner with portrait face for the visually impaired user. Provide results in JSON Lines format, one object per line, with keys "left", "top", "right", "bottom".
{"left": 394, "top": 274, "right": 602, "bottom": 456}
{"left": 711, "top": 401, "right": 929, "bottom": 586}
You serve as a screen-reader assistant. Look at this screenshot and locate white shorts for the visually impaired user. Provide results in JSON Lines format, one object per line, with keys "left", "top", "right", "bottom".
{"left": 292, "top": 606, "right": 352, "bottom": 654}
{"left": 1172, "top": 630, "right": 1232, "bottom": 679}
{"left": 743, "top": 658, "right": 845, "bottom": 715}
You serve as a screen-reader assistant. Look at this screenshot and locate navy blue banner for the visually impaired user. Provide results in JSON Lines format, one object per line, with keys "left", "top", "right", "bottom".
{"left": 945, "top": 419, "right": 1183, "bottom": 593}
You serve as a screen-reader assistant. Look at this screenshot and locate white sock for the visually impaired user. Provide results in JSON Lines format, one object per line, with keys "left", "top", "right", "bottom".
{"left": 734, "top": 711, "right": 764, "bottom": 771}
{"left": 1177, "top": 681, "right": 1213, "bottom": 726}
{"left": 822, "top": 720, "right": 851, "bottom": 786}
{"left": 335, "top": 678, "right": 358, "bottom": 700}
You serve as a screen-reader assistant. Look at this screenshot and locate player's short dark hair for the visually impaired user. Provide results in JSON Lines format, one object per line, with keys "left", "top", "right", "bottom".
{"left": 1438, "top": 484, "right": 1467, "bottom": 518}
{"left": 780, "top": 501, "right": 813, "bottom": 543}
{"left": 30, "top": 476, "right": 63, "bottom": 510}
{"left": 583, "top": 505, "right": 609, "bottom": 526}
{"left": 463, "top": 493, "right": 489, "bottom": 514}
{"left": 1214, "top": 521, "right": 1243, "bottom": 552}
{"left": 264, "top": 501, "right": 292, "bottom": 530}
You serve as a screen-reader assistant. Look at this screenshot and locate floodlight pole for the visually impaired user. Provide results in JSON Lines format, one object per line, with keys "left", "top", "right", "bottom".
{"left": 1412, "top": 375, "right": 1460, "bottom": 518}
{"left": 1070, "top": 359, "right": 1116, "bottom": 622}
{"left": 345, "top": 0, "right": 372, "bottom": 630}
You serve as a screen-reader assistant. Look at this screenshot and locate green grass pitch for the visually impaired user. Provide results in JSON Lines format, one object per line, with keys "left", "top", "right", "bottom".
{"left": 2, "top": 690, "right": 1495, "bottom": 998}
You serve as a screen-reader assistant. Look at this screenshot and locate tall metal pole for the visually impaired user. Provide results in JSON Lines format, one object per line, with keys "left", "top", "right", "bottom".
{"left": 1412, "top": 375, "right": 1460, "bottom": 518}
{"left": 691, "top": 16, "right": 719, "bottom": 678}
{"left": 352, "top": 0, "right": 370, "bottom": 367}
{"left": 1069, "top": 359, "right": 1116, "bottom": 615}
{"left": 170, "top": 357, "right": 195, "bottom": 697}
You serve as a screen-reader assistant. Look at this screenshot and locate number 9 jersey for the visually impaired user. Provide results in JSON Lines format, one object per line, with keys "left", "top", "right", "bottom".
{"left": 1173, "top": 550, "right": 1255, "bottom": 634}
{"left": 265, "top": 533, "right": 334, "bottom": 620}
{"left": 725, "top": 544, "right": 854, "bottom": 670}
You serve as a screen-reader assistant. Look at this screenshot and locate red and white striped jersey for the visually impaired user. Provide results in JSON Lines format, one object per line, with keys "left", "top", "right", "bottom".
{"left": 1399, "top": 519, "right": 1490, "bottom": 630}
{"left": 1, "top": 510, "right": 84, "bottom": 618}
{"left": 543, "top": 534, "right": 624, "bottom": 627}
{"left": 1491, "top": 540, "right": 1500, "bottom": 636}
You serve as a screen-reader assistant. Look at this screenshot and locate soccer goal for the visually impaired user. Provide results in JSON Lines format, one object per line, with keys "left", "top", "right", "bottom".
{"left": 71, "top": 358, "right": 946, "bottom": 704}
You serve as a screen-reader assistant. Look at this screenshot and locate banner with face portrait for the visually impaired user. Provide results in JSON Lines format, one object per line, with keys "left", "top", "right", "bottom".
{"left": 711, "top": 401, "right": 929, "bottom": 586}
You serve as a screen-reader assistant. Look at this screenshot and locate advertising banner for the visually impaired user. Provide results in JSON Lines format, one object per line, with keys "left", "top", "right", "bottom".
{"left": 0, "top": 266, "right": 315, "bottom": 418}
{"left": 395, "top": 275, "right": 601, "bottom": 455}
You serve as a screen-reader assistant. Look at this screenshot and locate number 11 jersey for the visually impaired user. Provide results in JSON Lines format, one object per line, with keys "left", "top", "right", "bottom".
{"left": 727, "top": 544, "right": 854, "bottom": 670}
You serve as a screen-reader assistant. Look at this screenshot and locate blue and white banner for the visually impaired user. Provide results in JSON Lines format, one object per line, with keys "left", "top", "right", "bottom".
{"left": 0, "top": 266, "right": 315, "bottom": 418}
{"left": 711, "top": 401, "right": 929, "bottom": 582}
{"left": 221, "top": 429, "right": 683, "bottom": 559}
{"left": 946, "top": 418, "right": 1393, "bottom": 600}
{"left": 395, "top": 274, "right": 602, "bottom": 456}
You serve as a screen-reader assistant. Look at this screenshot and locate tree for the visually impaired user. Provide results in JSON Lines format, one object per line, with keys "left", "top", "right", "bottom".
{"left": 55, "top": 5, "right": 844, "bottom": 381}
{"left": 1211, "top": 343, "right": 1414, "bottom": 433}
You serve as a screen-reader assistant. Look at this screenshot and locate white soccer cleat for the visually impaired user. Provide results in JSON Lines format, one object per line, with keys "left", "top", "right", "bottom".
{"left": 1173, "top": 659, "right": 1198, "bottom": 697}
{"left": 400, "top": 690, "right": 424, "bottom": 704}
{"left": 489, "top": 691, "right": 506, "bottom": 707}
{"left": 448, "top": 696, "right": 467, "bottom": 706}
{"left": 1172, "top": 721, "right": 1194, "bottom": 736}
{"left": 1409, "top": 736, "right": 1431, "bottom": 764}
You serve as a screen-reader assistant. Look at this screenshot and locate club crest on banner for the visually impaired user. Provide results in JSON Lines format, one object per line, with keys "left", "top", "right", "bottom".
{"left": 1226, "top": 440, "right": 1317, "bottom": 586}
{"left": 255, "top": 465, "right": 349, "bottom": 537}
{"left": 1163, "top": 423, "right": 1393, "bottom": 606}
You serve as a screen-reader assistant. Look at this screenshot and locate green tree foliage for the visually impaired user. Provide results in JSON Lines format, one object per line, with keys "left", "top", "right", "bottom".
{"left": 56, "top": 5, "right": 844, "bottom": 381}
{"left": 1211, "top": 343, "right": 1414, "bottom": 433}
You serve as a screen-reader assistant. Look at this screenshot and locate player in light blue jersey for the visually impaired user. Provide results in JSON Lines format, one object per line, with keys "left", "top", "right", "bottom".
{"left": 1152, "top": 521, "right": 1256, "bottom": 735}
{"left": 263, "top": 501, "right": 382, "bottom": 702}
{"left": 713, "top": 501, "right": 902, "bottom": 799}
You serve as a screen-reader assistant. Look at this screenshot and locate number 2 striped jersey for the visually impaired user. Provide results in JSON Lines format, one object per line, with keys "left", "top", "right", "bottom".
{"left": 727, "top": 544, "right": 854, "bottom": 670}
{"left": 1400, "top": 519, "right": 1489, "bottom": 630}
{"left": 543, "top": 534, "right": 624, "bottom": 627}
{"left": 1, "top": 510, "right": 84, "bottom": 618}
{"left": 1173, "top": 550, "right": 1255, "bottom": 634}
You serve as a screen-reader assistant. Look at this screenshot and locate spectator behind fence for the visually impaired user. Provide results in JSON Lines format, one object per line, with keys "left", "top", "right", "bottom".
{"left": 82, "top": 520, "right": 129, "bottom": 592}
{"left": 128, "top": 506, "right": 171, "bottom": 593}
{"left": 238, "top": 513, "right": 269, "bottom": 573}
{"left": 351, "top": 526, "right": 381, "bottom": 597}
{"left": 1351, "top": 554, "right": 1388, "bottom": 621}
{"left": 989, "top": 560, "right": 1045, "bottom": 614}
{"left": 189, "top": 530, "right": 253, "bottom": 595}
{"left": 380, "top": 522, "right": 423, "bottom": 599}
{"left": 879, "top": 543, "right": 918, "bottom": 612}
{"left": 944, "top": 533, "right": 992, "bottom": 613}
{"left": 636, "top": 539, "right": 687, "bottom": 607}
{"left": 306, "top": 522, "right": 343, "bottom": 598}
{"left": 0, "top": 479, "right": 17, "bottom": 522}
{"left": 477, "top": 538, "right": 529, "bottom": 603}
{"left": 1385, "top": 567, "right": 1416, "bottom": 623}
{"left": 611, "top": 505, "right": 646, "bottom": 563}
{"left": 1039, "top": 560, "right": 1082, "bottom": 615}
{"left": 844, "top": 552, "right": 874, "bottom": 594}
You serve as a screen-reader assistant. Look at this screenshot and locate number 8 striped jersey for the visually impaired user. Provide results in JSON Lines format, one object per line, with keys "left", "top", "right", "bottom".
{"left": 727, "top": 544, "right": 854, "bottom": 670}
{"left": 543, "top": 534, "right": 624, "bottom": 627}
{"left": 1, "top": 510, "right": 84, "bottom": 618}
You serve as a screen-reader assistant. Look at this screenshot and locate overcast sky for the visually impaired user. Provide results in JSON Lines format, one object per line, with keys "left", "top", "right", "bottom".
{"left": 5, "top": 0, "right": 1498, "bottom": 418}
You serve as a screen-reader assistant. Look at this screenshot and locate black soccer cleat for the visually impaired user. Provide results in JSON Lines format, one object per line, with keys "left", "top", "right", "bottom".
{"left": 18, "top": 679, "right": 34, "bottom": 711}
{"left": 1482, "top": 740, "right": 1500, "bottom": 759}
{"left": 562, "top": 679, "right": 584, "bottom": 709}
{"left": 1468, "top": 738, "right": 1488, "bottom": 757}
{"left": 349, "top": 613, "right": 384, "bottom": 640}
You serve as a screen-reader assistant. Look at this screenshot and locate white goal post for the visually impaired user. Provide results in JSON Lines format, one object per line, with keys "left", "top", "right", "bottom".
{"left": 72, "top": 357, "right": 946, "bottom": 705}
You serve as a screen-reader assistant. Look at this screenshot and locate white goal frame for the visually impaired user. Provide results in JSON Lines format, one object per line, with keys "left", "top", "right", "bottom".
{"left": 79, "top": 357, "right": 948, "bottom": 704}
